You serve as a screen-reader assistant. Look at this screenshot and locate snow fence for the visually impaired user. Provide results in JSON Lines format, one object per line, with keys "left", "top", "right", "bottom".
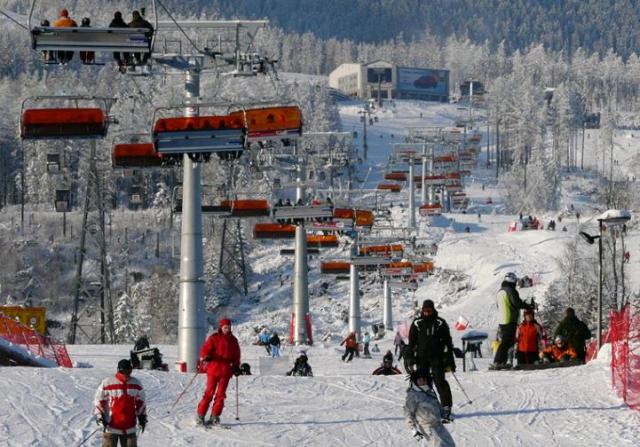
{"left": 0, "top": 313, "right": 73, "bottom": 367}
{"left": 610, "top": 305, "right": 640, "bottom": 412}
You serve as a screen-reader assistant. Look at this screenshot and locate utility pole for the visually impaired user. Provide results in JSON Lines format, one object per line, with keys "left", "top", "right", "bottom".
{"left": 382, "top": 278, "right": 392, "bottom": 330}
{"left": 292, "top": 223, "right": 310, "bottom": 344}
{"left": 349, "top": 233, "right": 361, "bottom": 340}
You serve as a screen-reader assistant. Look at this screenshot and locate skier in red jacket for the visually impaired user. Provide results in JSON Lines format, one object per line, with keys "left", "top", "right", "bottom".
{"left": 197, "top": 318, "right": 241, "bottom": 426}
{"left": 94, "top": 359, "right": 147, "bottom": 446}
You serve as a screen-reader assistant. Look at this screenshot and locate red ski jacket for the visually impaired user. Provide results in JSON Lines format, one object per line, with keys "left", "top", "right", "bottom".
{"left": 516, "top": 321, "right": 543, "bottom": 353}
{"left": 200, "top": 331, "right": 241, "bottom": 378}
{"left": 94, "top": 372, "right": 146, "bottom": 435}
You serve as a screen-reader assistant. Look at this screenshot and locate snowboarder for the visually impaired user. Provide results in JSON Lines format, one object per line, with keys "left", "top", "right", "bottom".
{"left": 362, "top": 332, "right": 371, "bottom": 358}
{"left": 286, "top": 352, "right": 313, "bottom": 377}
{"left": 94, "top": 359, "right": 147, "bottom": 446}
{"left": 197, "top": 318, "right": 241, "bottom": 426}
{"left": 540, "top": 336, "right": 577, "bottom": 363}
{"left": 269, "top": 331, "right": 281, "bottom": 358}
{"left": 515, "top": 309, "right": 545, "bottom": 365}
{"left": 372, "top": 356, "right": 402, "bottom": 375}
{"left": 340, "top": 331, "right": 358, "bottom": 362}
{"left": 404, "top": 368, "right": 456, "bottom": 446}
{"left": 407, "top": 300, "right": 456, "bottom": 422}
{"left": 491, "top": 272, "right": 533, "bottom": 370}
{"left": 554, "top": 307, "right": 591, "bottom": 360}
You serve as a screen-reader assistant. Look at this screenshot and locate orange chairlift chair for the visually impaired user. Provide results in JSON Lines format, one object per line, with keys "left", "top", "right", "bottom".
{"left": 229, "top": 105, "right": 302, "bottom": 145}
{"left": 112, "top": 134, "right": 167, "bottom": 168}
{"left": 20, "top": 96, "right": 114, "bottom": 140}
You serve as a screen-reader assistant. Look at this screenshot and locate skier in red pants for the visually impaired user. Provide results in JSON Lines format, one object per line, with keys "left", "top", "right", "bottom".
{"left": 197, "top": 318, "right": 241, "bottom": 426}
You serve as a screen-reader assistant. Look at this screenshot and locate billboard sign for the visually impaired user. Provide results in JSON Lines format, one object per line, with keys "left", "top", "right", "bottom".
{"left": 397, "top": 68, "right": 448, "bottom": 96}
{"left": 0, "top": 306, "right": 47, "bottom": 335}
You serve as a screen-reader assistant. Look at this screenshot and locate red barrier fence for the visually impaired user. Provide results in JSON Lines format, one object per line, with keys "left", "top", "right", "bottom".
{"left": 0, "top": 314, "right": 73, "bottom": 367}
{"left": 610, "top": 305, "right": 640, "bottom": 411}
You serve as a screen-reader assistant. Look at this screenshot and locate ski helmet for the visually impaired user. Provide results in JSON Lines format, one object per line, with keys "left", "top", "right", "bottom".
{"left": 504, "top": 272, "right": 518, "bottom": 284}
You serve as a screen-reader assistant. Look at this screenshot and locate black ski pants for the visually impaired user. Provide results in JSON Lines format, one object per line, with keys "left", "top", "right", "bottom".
{"left": 342, "top": 347, "right": 356, "bottom": 362}
{"left": 416, "top": 357, "right": 452, "bottom": 409}
{"left": 494, "top": 322, "right": 517, "bottom": 365}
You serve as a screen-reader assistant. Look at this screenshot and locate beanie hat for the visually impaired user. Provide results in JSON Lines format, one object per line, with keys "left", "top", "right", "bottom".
{"left": 422, "top": 299, "right": 435, "bottom": 310}
{"left": 117, "top": 359, "right": 133, "bottom": 372}
{"left": 60, "top": 9, "right": 69, "bottom": 17}
{"left": 114, "top": 11, "right": 122, "bottom": 19}
{"left": 219, "top": 318, "right": 232, "bottom": 328}
{"left": 523, "top": 308, "right": 534, "bottom": 317}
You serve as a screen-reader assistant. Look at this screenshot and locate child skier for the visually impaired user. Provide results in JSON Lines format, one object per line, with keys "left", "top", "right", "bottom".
{"left": 404, "top": 368, "right": 456, "bottom": 446}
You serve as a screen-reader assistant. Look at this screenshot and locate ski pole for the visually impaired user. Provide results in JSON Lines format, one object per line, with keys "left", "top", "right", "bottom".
{"left": 235, "top": 375, "right": 240, "bottom": 421}
{"left": 452, "top": 372, "right": 472, "bottom": 405}
{"left": 167, "top": 370, "right": 200, "bottom": 414}
{"left": 76, "top": 427, "right": 100, "bottom": 447}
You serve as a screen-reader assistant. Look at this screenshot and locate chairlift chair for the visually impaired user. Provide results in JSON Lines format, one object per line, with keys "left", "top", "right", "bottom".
{"left": 253, "top": 223, "right": 295, "bottom": 239}
{"left": 112, "top": 141, "right": 166, "bottom": 168}
{"left": 230, "top": 105, "right": 302, "bottom": 145}
{"left": 54, "top": 189, "right": 71, "bottom": 212}
{"left": 46, "top": 153, "right": 61, "bottom": 173}
{"left": 221, "top": 199, "right": 270, "bottom": 217}
{"left": 20, "top": 96, "right": 114, "bottom": 140}
{"left": 377, "top": 183, "right": 401, "bottom": 193}
{"left": 320, "top": 261, "right": 351, "bottom": 275}
{"left": 129, "top": 185, "right": 143, "bottom": 206}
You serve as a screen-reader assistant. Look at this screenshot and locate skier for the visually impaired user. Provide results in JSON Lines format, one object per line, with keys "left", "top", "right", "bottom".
{"left": 258, "top": 327, "right": 271, "bottom": 355}
{"left": 362, "top": 331, "right": 371, "bottom": 358}
{"left": 554, "top": 307, "right": 591, "bottom": 360}
{"left": 109, "top": 11, "right": 130, "bottom": 72}
{"left": 79, "top": 17, "right": 95, "bottom": 64}
{"left": 197, "top": 318, "right": 241, "bottom": 426}
{"left": 394, "top": 331, "right": 405, "bottom": 356}
{"left": 127, "top": 10, "right": 154, "bottom": 65}
{"left": 372, "top": 356, "right": 402, "bottom": 375}
{"left": 490, "top": 272, "right": 533, "bottom": 370}
{"left": 52, "top": 9, "right": 77, "bottom": 63}
{"left": 407, "top": 299, "right": 456, "bottom": 422}
{"left": 340, "top": 331, "right": 358, "bottom": 362}
{"left": 404, "top": 368, "right": 456, "bottom": 446}
{"left": 286, "top": 352, "right": 313, "bottom": 377}
{"left": 269, "top": 331, "right": 281, "bottom": 358}
{"left": 515, "top": 309, "right": 545, "bottom": 365}
{"left": 540, "top": 336, "right": 577, "bottom": 363}
{"left": 94, "top": 359, "right": 147, "bottom": 446}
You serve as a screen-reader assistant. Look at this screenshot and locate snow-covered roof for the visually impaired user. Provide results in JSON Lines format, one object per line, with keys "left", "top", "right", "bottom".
{"left": 597, "top": 209, "right": 631, "bottom": 223}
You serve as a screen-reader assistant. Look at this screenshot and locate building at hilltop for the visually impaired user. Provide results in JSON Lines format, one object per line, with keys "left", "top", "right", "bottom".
{"left": 329, "top": 60, "right": 449, "bottom": 103}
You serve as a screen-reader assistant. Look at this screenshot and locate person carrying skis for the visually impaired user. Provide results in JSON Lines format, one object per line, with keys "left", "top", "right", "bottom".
{"left": 404, "top": 368, "right": 456, "bottom": 446}
{"left": 197, "top": 318, "right": 241, "bottom": 426}
{"left": 540, "top": 335, "right": 577, "bottom": 363}
{"left": 491, "top": 272, "right": 533, "bottom": 370}
{"left": 407, "top": 299, "right": 456, "bottom": 422}
{"left": 269, "top": 331, "right": 281, "bottom": 358}
{"left": 94, "top": 359, "right": 147, "bottom": 446}
{"left": 515, "top": 309, "right": 545, "bottom": 365}
{"left": 372, "top": 356, "right": 402, "bottom": 375}
{"left": 286, "top": 352, "right": 313, "bottom": 377}
{"left": 340, "top": 331, "right": 358, "bottom": 362}
{"left": 554, "top": 307, "right": 592, "bottom": 360}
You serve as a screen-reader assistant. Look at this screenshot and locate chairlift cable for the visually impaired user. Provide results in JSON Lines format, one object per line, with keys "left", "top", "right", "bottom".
{"left": 155, "top": 0, "right": 203, "bottom": 55}
{"left": 0, "top": 9, "right": 29, "bottom": 30}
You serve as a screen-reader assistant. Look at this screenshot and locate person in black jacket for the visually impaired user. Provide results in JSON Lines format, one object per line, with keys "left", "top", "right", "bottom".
{"left": 109, "top": 11, "right": 129, "bottom": 72}
{"left": 128, "top": 10, "right": 154, "bottom": 64}
{"left": 286, "top": 353, "right": 313, "bottom": 377}
{"left": 407, "top": 299, "right": 455, "bottom": 421}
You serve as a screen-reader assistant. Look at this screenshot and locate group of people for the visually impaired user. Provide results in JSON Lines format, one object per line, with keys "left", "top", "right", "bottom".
{"left": 257, "top": 328, "right": 282, "bottom": 358}
{"left": 41, "top": 9, "right": 153, "bottom": 72}
{"left": 492, "top": 272, "right": 592, "bottom": 369}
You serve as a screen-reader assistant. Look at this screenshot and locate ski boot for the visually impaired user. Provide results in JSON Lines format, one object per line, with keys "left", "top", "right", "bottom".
{"left": 196, "top": 414, "right": 206, "bottom": 426}
{"left": 441, "top": 406, "right": 453, "bottom": 423}
{"left": 207, "top": 416, "right": 220, "bottom": 426}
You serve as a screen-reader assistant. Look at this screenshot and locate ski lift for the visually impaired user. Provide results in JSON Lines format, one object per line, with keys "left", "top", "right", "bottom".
{"left": 229, "top": 106, "right": 302, "bottom": 145}
{"left": 359, "top": 244, "right": 403, "bottom": 257}
{"left": 333, "top": 208, "right": 374, "bottom": 228}
{"left": 377, "top": 183, "right": 401, "bottom": 193}
{"left": 112, "top": 140, "right": 166, "bottom": 168}
{"left": 129, "top": 185, "right": 143, "bottom": 206}
{"left": 28, "top": 1, "right": 158, "bottom": 66}
{"left": 221, "top": 199, "right": 270, "bottom": 217}
{"left": 54, "top": 189, "right": 71, "bottom": 212}
{"left": 307, "top": 234, "right": 339, "bottom": 248}
{"left": 46, "top": 153, "right": 61, "bottom": 173}
{"left": 170, "top": 185, "right": 232, "bottom": 216}
{"left": 253, "top": 223, "right": 296, "bottom": 239}
{"left": 152, "top": 111, "right": 246, "bottom": 157}
{"left": 384, "top": 172, "right": 407, "bottom": 182}
{"left": 20, "top": 96, "right": 113, "bottom": 140}
{"left": 320, "top": 261, "right": 350, "bottom": 275}
{"left": 272, "top": 205, "right": 333, "bottom": 223}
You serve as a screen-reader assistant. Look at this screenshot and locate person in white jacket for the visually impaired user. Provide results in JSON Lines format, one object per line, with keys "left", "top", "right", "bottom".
{"left": 404, "top": 368, "right": 455, "bottom": 447}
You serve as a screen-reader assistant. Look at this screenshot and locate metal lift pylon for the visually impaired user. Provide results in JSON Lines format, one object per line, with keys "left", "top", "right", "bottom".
{"left": 218, "top": 217, "right": 249, "bottom": 296}
{"left": 68, "top": 140, "right": 114, "bottom": 344}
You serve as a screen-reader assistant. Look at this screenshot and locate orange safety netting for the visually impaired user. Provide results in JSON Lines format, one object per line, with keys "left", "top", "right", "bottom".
{"left": 610, "top": 305, "right": 640, "bottom": 411}
{"left": 0, "top": 314, "right": 72, "bottom": 368}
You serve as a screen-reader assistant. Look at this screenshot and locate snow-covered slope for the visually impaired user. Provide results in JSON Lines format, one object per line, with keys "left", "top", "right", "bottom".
{"left": 2, "top": 98, "right": 640, "bottom": 446}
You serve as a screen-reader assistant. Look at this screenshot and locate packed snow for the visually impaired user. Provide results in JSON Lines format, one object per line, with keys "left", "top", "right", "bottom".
{"left": 2, "top": 98, "right": 640, "bottom": 446}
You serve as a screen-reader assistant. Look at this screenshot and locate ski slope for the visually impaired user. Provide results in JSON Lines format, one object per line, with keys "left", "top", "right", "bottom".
{"left": 2, "top": 99, "right": 640, "bottom": 446}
